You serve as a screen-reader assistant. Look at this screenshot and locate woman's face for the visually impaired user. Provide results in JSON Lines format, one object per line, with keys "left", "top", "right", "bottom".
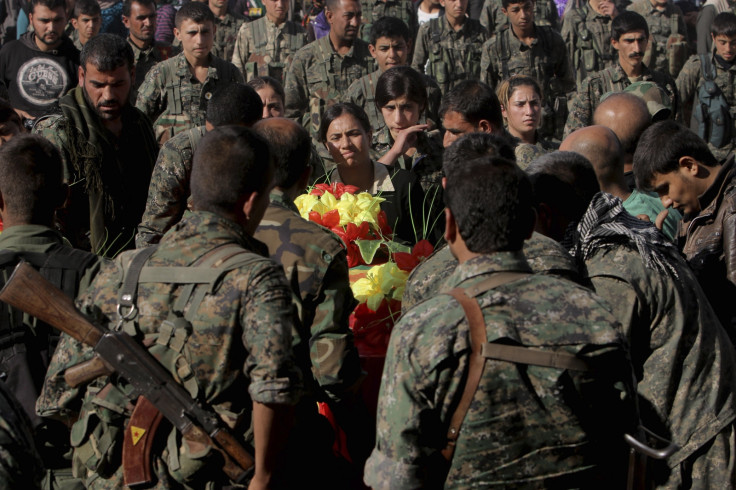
{"left": 502, "top": 85, "right": 542, "bottom": 139}
{"left": 380, "top": 95, "right": 422, "bottom": 140}
{"left": 256, "top": 85, "right": 285, "bottom": 119}
{"left": 325, "top": 113, "right": 371, "bottom": 167}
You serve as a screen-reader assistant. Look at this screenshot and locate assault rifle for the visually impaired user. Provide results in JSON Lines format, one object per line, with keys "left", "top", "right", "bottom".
{"left": 0, "top": 262, "right": 255, "bottom": 486}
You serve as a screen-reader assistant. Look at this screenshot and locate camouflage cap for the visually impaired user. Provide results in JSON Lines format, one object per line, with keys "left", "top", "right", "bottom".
{"left": 600, "top": 81, "right": 672, "bottom": 122}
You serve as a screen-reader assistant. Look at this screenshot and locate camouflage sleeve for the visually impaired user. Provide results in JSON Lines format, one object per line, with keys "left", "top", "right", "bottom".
{"left": 661, "top": 72, "right": 682, "bottom": 123}
{"left": 308, "top": 251, "right": 362, "bottom": 401}
{"left": 32, "top": 116, "right": 73, "bottom": 182}
{"left": 135, "top": 139, "right": 192, "bottom": 248}
{"left": 479, "top": 0, "right": 493, "bottom": 31}
{"left": 231, "top": 22, "right": 251, "bottom": 73}
{"left": 135, "top": 61, "right": 165, "bottom": 123}
{"left": 479, "top": 38, "right": 496, "bottom": 88}
{"left": 560, "top": 12, "right": 578, "bottom": 80}
{"left": 553, "top": 32, "right": 576, "bottom": 95}
{"left": 284, "top": 48, "right": 310, "bottom": 123}
{"left": 241, "top": 259, "right": 302, "bottom": 405}
{"left": 676, "top": 55, "right": 700, "bottom": 119}
{"left": 722, "top": 199, "right": 736, "bottom": 287}
{"left": 344, "top": 77, "right": 365, "bottom": 105}
{"left": 425, "top": 78, "right": 442, "bottom": 125}
{"left": 401, "top": 245, "right": 456, "bottom": 313}
{"left": 563, "top": 75, "right": 595, "bottom": 138}
{"left": 36, "top": 260, "right": 123, "bottom": 420}
{"left": 411, "top": 22, "right": 431, "bottom": 75}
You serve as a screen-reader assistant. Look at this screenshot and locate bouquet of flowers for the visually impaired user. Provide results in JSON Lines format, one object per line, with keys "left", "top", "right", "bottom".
{"left": 294, "top": 183, "right": 393, "bottom": 267}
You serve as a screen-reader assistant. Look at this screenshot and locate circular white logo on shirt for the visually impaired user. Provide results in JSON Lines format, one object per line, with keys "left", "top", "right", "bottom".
{"left": 16, "top": 58, "right": 69, "bottom": 106}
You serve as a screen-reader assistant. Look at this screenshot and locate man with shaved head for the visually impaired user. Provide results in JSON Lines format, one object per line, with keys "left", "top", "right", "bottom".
{"left": 253, "top": 118, "right": 367, "bottom": 484}
{"left": 563, "top": 124, "right": 682, "bottom": 239}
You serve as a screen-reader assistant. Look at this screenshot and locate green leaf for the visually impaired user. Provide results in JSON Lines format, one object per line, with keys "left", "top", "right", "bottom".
{"left": 384, "top": 241, "right": 411, "bottom": 254}
{"left": 356, "top": 239, "right": 383, "bottom": 264}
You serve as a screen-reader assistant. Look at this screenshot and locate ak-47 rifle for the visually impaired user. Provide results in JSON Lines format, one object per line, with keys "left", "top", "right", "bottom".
{"left": 0, "top": 262, "right": 255, "bottom": 486}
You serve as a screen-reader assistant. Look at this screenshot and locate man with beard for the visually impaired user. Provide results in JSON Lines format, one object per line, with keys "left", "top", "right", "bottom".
{"left": 0, "top": 0, "right": 79, "bottom": 122}
{"left": 565, "top": 11, "right": 679, "bottom": 137}
{"left": 123, "top": 0, "right": 173, "bottom": 102}
{"left": 34, "top": 34, "right": 158, "bottom": 256}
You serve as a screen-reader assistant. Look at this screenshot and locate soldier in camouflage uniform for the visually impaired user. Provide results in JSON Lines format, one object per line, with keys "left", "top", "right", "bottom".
{"left": 345, "top": 16, "right": 441, "bottom": 133}
{"left": 136, "top": 2, "right": 243, "bottom": 144}
{"left": 136, "top": 83, "right": 264, "bottom": 247}
{"left": 676, "top": 12, "right": 736, "bottom": 161}
{"left": 0, "top": 383, "right": 43, "bottom": 489}
{"left": 123, "top": 0, "right": 174, "bottom": 102}
{"left": 480, "top": 0, "right": 574, "bottom": 141}
{"left": 564, "top": 11, "right": 678, "bottom": 137}
{"left": 411, "top": 0, "right": 488, "bottom": 95}
{"left": 627, "top": 0, "right": 689, "bottom": 78}
{"left": 208, "top": 0, "right": 246, "bottom": 62}
{"left": 479, "top": 0, "right": 558, "bottom": 34}
{"left": 231, "top": 0, "right": 307, "bottom": 83}
{"left": 528, "top": 151, "right": 736, "bottom": 488}
{"left": 358, "top": 0, "right": 417, "bottom": 43}
{"left": 284, "top": 0, "right": 375, "bottom": 139}
{"left": 561, "top": 0, "right": 617, "bottom": 88}
{"left": 38, "top": 126, "right": 302, "bottom": 489}
{"left": 365, "top": 156, "right": 636, "bottom": 488}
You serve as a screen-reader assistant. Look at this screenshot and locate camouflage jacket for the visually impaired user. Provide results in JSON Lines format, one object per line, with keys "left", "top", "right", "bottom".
{"left": 401, "top": 231, "right": 583, "bottom": 312}
{"left": 365, "top": 251, "right": 631, "bottom": 488}
{"left": 676, "top": 52, "right": 736, "bottom": 160}
{"left": 231, "top": 16, "right": 307, "bottom": 83}
{"left": 344, "top": 68, "right": 442, "bottom": 134}
{"left": 561, "top": 4, "right": 615, "bottom": 88}
{"left": 33, "top": 87, "right": 158, "bottom": 256}
{"left": 213, "top": 12, "right": 246, "bottom": 63}
{"left": 370, "top": 125, "right": 444, "bottom": 192}
{"left": 128, "top": 38, "right": 175, "bottom": 101}
{"left": 38, "top": 210, "right": 302, "bottom": 488}
{"left": 70, "top": 29, "right": 83, "bottom": 51}
{"left": 135, "top": 52, "right": 243, "bottom": 144}
{"left": 564, "top": 62, "right": 679, "bottom": 137}
{"left": 479, "top": 0, "right": 559, "bottom": 34}
{"left": 284, "top": 35, "right": 375, "bottom": 138}
{"left": 253, "top": 189, "right": 361, "bottom": 403}
{"left": 136, "top": 126, "right": 207, "bottom": 248}
{"left": 581, "top": 239, "right": 736, "bottom": 476}
{"left": 514, "top": 139, "right": 555, "bottom": 169}
{"left": 677, "top": 157, "right": 736, "bottom": 342}
{"left": 411, "top": 16, "right": 488, "bottom": 95}
{"left": 627, "top": 0, "right": 689, "bottom": 78}
{"left": 358, "top": 0, "right": 418, "bottom": 43}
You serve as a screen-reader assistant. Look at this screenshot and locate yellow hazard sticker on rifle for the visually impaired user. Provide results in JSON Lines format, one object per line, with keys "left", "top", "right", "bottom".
{"left": 130, "top": 426, "right": 146, "bottom": 445}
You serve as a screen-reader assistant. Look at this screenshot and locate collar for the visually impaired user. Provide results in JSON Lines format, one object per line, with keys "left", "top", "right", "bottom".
{"left": 175, "top": 51, "right": 218, "bottom": 80}
{"left": 697, "top": 156, "right": 735, "bottom": 216}
{"left": 0, "top": 225, "right": 67, "bottom": 253}
{"left": 263, "top": 15, "right": 286, "bottom": 30}
{"left": 321, "top": 34, "right": 357, "bottom": 58}
{"left": 508, "top": 25, "right": 540, "bottom": 50}
{"left": 445, "top": 251, "right": 532, "bottom": 289}
{"left": 331, "top": 160, "right": 395, "bottom": 193}
{"left": 610, "top": 61, "right": 652, "bottom": 82}
{"left": 269, "top": 188, "right": 299, "bottom": 213}
{"left": 441, "top": 15, "right": 470, "bottom": 35}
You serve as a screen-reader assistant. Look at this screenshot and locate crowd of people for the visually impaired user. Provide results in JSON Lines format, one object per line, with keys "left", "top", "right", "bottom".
{"left": 0, "top": 0, "right": 734, "bottom": 487}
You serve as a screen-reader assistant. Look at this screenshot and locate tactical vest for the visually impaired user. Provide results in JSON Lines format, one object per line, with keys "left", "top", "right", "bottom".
{"left": 359, "top": 0, "right": 417, "bottom": 43}
{"left": 427, "top": 18, "right": 485, "bottom": 93}
{"left": 693, "top": 54, "right": 732, "bottom": 148}
{"left": 629, "top": 2, "right": 688, "bottom": 78}
{"left": 244, "top": 18, "right": 306, "bottom": 83}
{"left": 70, "top": 244, "right": 262, "bottom": 486}
{"left": 570, "top": 7, "right": 614, "bottom": 80}
{"left": 0, "top": 247, "right": 98, "bottom": 429}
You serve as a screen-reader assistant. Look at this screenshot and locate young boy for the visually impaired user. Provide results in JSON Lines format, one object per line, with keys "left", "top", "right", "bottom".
{"left": 70, "top": 0, "right": 101, "bottom": 51}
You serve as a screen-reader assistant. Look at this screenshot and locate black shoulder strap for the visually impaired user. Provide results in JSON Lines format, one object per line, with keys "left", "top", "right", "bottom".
{"left": 700, "top": 53, "right": 716, "bottom": 82}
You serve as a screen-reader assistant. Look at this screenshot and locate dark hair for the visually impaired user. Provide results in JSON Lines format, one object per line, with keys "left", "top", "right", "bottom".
{"left": 122, "top": 0, "right": 155, "bottom": 18}
{"left": 633, "top": 120, "right": 717, "bottom": 190}
{"left": 439, "top": 80, "right": 504, "bottom": 130}
{"left": 0, "top": 134, "right": 65, "bottom": 223}
{"left": 612, "top": 11, "right": 649, "bottom": 41}
{"left": 501, "top": 0, "right": 533, "bottom": 11}
{"left": 246, "top": 76, "right": 285, "bottom": 102}
{"left": 369, "top": 16, "right": 411, "bottom": 45}
{"left": 445, "top": 156, "right": 534, "bottom": 253}
{"left": 497, "top": 75, "right": 543, "bottom": 111}
{"left": 74, "top": 0, "right": 100, "bottom": 18}
{"left": 206, "top": 83, "right": 263, "bottom": 127}
{"left": 175, "top": 1, "right": 214, "bottom": 29}
{"left": 0, "top": 99, "right": 21, "bottom": 126}
{"left": 711, "top": 12, "right": 736, "bottom": 37}
{"left": 254, "top": 119, "right": 312, "bottom": 189}
{"left": 318, "top": 102, "right": 371, "bottom": 143}
{"left": 443, "top": 132, "right": 516, "bottom": 176}
{"left": 526, "top": 151, "right": 600, "bottom": 223}
{"left": 375, "top": 66, "right": 427, "bottom": 113}
{"left": 30, "top": 0, "right": 65, "bottom": 15}
{"left": 191, "top": 126, "right": 272, "bottom": 215}
{"left": 81, "top": 33, "right": 134, "bottom": 71}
